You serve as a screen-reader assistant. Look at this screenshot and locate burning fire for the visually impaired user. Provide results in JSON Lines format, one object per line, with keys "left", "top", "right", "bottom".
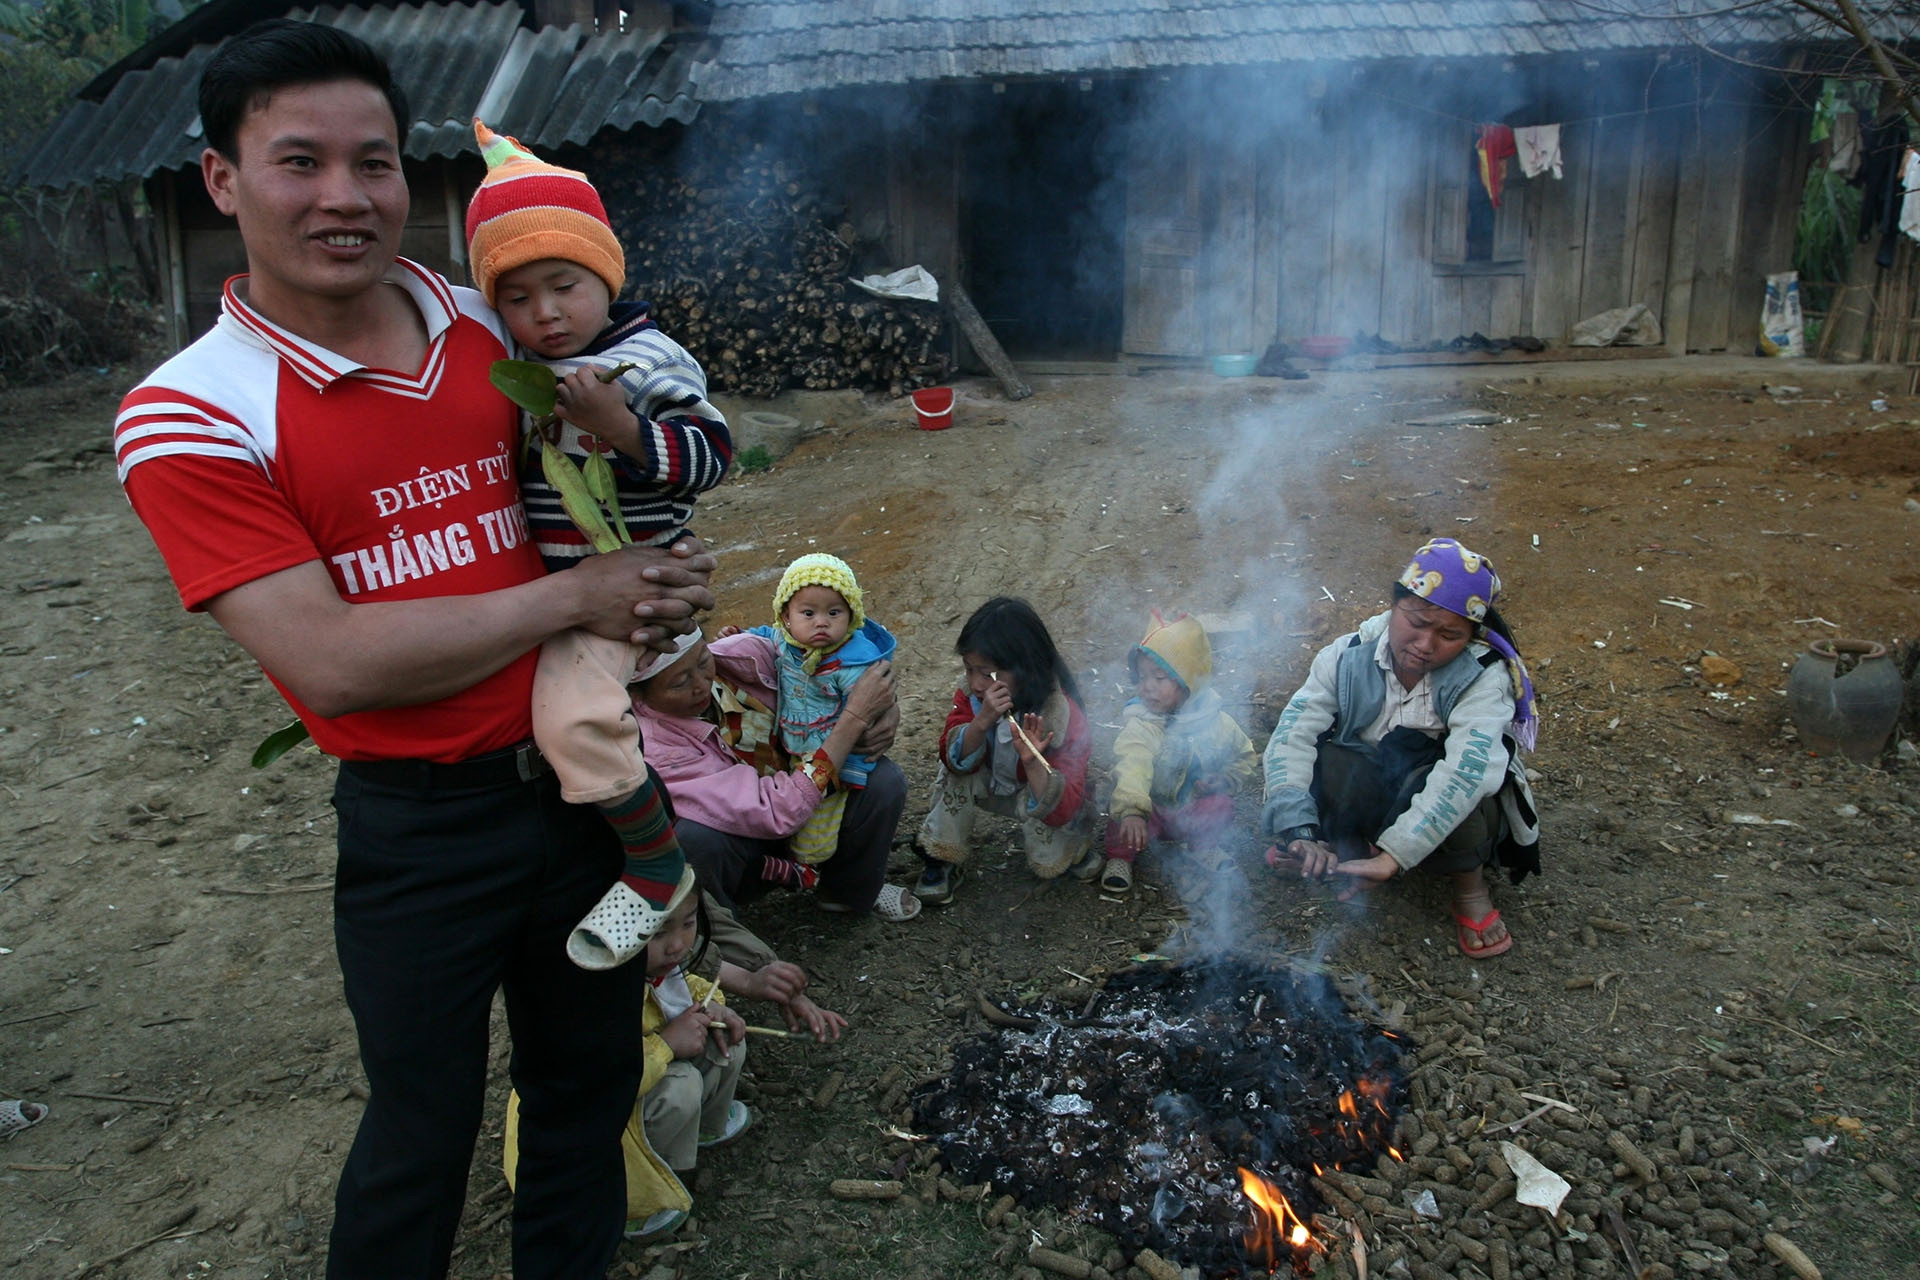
{"left": 1313, "top": 1073, "right": 1404, "bottom": 1172}
{"left": 1243, "top": 1072, "right": 1405, "bottom": 1273}
{"left": 1237, "top": 1167, "right": 1316, "bottom": 1269}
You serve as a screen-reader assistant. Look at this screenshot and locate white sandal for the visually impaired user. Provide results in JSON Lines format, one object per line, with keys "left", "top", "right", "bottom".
{"left": 1, "top": 1100, "right": 48, "bottom": 1140}
{"left": 567, "top": 881, "right": 669, "bottom": 971}
{"left": 871, "top": 883, "right": 922, "bottom": 922}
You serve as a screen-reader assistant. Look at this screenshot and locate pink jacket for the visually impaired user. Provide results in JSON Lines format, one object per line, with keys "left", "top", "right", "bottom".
{"left": 634, "top": 631, "right": 824, "bottom": 839}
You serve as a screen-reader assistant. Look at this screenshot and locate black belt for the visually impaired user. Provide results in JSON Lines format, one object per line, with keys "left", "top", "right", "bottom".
{"left": 340, "top": 740, "right": 550, "bottom": 790}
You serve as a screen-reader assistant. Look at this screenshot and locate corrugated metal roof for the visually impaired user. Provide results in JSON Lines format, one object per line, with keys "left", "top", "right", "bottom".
{"left": 695, "top": 0, "right": 1875, "bottom": 100}
{"left": 15, "top": 0, "right": 701, "bottom": 190}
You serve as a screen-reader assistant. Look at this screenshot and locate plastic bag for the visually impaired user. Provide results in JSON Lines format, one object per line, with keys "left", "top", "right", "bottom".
{"left": 1569, "top": 304, "right": 1663, "bottom": 347}
{"left": 1760, "top": 271, "right": 1805, "bottom": 357}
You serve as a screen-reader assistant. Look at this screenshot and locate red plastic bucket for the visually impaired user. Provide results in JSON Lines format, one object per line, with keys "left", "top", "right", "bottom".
{"left": 911, "top": 386, "right": 954, "bottom": 430}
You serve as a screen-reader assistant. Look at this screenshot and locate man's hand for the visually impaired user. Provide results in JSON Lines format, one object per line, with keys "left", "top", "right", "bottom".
{"left": 568, "top": 536, "right": 716, "bottom": 650}
{"left": 553, "top": 366, "right": 643, "bottom": 457}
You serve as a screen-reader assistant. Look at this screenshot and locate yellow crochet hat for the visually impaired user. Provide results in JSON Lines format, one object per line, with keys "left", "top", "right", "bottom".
{"left": 1129, "top": 609, "right": 1212, "bottom": 693}
{"left": 465, "top": 118, "right": 625, "bottom": 307}
{"left": 772, "top": 553, "right": 864, "bottom": 633}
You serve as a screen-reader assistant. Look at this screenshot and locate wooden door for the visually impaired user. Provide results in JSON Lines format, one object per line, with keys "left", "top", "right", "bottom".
{"left": 1122, "top": 128, "right": 1204, "bottom": 355}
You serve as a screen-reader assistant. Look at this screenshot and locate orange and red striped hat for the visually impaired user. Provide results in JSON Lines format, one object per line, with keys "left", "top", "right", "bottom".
{"left": 464, "top": 118, "right": 625, "bottom": 306}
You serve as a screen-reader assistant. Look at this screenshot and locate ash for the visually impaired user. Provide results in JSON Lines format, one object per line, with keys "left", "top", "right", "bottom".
{"left": 910, "top": 960, "right": 1406, "bottom": 1277}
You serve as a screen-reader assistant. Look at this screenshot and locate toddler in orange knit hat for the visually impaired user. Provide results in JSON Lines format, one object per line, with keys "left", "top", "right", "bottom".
{"left": 467, "top": 119, "right": 733, "bottom": 970}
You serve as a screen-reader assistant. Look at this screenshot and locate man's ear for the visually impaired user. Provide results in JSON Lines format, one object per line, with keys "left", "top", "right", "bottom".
{"left": 202, "top": 146, "right": 238, "bottom": 215}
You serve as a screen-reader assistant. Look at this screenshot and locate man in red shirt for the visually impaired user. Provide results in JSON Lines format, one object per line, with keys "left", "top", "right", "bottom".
{"left": 115, "top": 20, "right": 712, "bottom": 1279}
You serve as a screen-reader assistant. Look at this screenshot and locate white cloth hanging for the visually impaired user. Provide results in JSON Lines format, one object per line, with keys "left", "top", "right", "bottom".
{"left": 1514, "top": 125, "right": 1563, "bottom": 180}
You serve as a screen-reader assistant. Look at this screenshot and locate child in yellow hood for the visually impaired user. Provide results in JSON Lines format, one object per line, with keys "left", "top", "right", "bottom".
{"left": 1103, "top": 611, "right": 1256, "bottom": 893}
{"left": 503, "top": 869, "right": 752, "bottom": 1242}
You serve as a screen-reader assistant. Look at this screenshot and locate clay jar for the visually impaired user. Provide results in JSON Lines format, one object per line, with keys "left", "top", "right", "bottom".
{"left": 1786, "top": 638, "right": 1903, "bottom": 764}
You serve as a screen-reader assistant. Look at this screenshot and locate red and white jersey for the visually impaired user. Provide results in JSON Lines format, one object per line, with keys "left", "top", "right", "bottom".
{"left": 117, "top": 259, "right": 542, "bottom": 763}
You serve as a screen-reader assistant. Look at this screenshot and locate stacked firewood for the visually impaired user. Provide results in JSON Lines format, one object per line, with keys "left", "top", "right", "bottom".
{"left": 589, "top": 129, "right": 948, "bottom": 398}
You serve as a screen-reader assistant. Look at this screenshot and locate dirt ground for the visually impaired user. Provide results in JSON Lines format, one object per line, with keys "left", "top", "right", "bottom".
{"left": 2, "top": 352, "right": 1918, "bottom": 1280}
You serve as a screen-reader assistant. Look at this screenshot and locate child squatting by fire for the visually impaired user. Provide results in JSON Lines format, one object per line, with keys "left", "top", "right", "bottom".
{"left": 503, "top": 869, "right": 801, "bottom": 1244}
{"left": 1102, "top": 610, "right": 1257, "bottom": 895}
{"left": 465, "top": 120, "right": 733, "bottom": 969}
{"left": 915, "top": 597, "right": 1096, "bottom": 905}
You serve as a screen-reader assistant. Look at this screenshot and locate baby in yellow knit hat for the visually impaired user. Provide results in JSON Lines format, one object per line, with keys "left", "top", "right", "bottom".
{"left": 744, "top": 555, "right": 911, "bottom": 915}
{"left": 466, "top": 120, "right": 733, "bottom": 971}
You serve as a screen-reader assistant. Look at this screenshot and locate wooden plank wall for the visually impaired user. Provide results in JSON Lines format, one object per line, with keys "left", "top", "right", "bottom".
{"left": 1247, "top": 59, "right": 1809, "bottom": 353}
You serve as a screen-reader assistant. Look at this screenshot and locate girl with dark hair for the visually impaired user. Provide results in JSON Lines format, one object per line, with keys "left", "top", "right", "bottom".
{"left": 915, "top": 597, "right": 1096, "bottom": 904}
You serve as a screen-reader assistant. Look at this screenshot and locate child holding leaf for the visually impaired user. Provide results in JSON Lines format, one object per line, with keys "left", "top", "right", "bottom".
{"left": 467, "top": 119, "right": 732, "bottom": 970}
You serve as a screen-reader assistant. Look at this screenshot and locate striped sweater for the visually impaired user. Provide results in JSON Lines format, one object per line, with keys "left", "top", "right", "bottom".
{"left": 522, "top": 301, "right": 731, "bottom": 568}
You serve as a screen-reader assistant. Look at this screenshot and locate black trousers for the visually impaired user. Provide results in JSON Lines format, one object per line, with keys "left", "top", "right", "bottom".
{"left": 1313, "top": 731, "right": 1501, "bottom": 874}
{"left": 678, "top": 758, "right": 905, "bottom": 913}
{"left": 327, "top": 766, "right": 644, "bottom": 1280}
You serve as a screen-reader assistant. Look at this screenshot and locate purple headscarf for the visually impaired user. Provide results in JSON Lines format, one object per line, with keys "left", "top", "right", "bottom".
{"left": 1396, "top": 538, "right": 1538, "bottom": 752}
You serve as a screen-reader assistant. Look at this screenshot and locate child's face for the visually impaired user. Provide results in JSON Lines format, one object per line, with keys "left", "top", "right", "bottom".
{"left": 1135, "top": 660, "right": 1186, "bottom": 715}
{"left": 782, "top": 585, "right": 852, "bottom": 649}
{"left": 961, "top": 652, "right": 1008, "bottom": 700}
{"left": 493, "top": 258, "right": 613, "bottom": 359}
{"left": 644, "top": 896, "right": 701, "bottom": 977}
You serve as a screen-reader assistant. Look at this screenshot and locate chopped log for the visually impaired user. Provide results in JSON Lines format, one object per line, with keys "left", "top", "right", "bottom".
{"left": 1027, "top": 1246, "right": 1093, "bottom": 1279}
{"left": 829, "top": 1179, "right": 903, "bottom": 1201}
{"left": 1132, "top": 1248, "right": 1181, "bottom": 1280}
{"left": 1764, "top": 1232, "right": 1822, "bottom": 1279}
{"left": 946, "top": 279, "right": 1032, "bottom": 401}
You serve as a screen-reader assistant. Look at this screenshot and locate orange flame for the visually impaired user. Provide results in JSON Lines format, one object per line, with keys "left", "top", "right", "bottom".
{"left": 1237, "top": 1167, "right": 1314, "bottom": 1268}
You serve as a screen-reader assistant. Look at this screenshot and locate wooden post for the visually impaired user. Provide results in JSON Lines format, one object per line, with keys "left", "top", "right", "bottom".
{"left": 158, "top": 172, "right": 189, "bottom": 352}
{"left": 944, "top": 278, "right": 1032, "bottom": 401}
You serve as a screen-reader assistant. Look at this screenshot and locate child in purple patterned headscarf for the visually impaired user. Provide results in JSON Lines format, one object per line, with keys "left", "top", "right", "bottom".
{"left": 1258, "top": 538, "right": 1541, "bottom": 958}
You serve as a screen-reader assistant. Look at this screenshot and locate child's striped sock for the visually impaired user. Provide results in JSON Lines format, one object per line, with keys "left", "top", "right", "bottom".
{"left": 597, "top": 773, "right": 685, "bottom": 909}
{"left": 760, "top": 855, "right": 819, "bottom": 891}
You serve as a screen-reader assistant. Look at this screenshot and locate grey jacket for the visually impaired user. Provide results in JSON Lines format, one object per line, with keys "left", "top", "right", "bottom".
{"left": 1261, "top": 612, "right": 1540, "bottom": 871}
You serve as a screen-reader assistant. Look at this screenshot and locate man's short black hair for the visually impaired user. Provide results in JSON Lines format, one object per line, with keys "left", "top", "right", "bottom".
{"left": 199, "top": 19, "right": 409, "bottom": 159}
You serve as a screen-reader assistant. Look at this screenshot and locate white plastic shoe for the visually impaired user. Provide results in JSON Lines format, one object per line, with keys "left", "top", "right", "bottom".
{"left": 567, "top": 880, "right": 669, "bottom": 971}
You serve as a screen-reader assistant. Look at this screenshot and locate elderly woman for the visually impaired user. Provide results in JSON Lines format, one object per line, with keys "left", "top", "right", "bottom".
{"left": 634, "top": 628, "right": 921, "bottom": 922}
{"left": 1261, "top": 538, "right": 1540, "bottom": 957}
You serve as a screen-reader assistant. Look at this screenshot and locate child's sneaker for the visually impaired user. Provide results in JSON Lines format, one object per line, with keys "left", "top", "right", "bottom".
{"left": 1099, "top": 857, "right": 1134, "bottom": 894}
{"left": 1069, "top": 846, "right": 1104, "bottom": 882}
{"left": 913, "top": 860, "right": 960, "bottom": 905}
{"left": 698, "top": 1100, "right": 752, "bottom": 1149}
{"left": 624, "top": 1207, "right": 688, "bottom": 1241}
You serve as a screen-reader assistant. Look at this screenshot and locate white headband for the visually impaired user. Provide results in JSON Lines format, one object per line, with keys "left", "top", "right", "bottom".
{"left": 634, "top": 627, "right": 705, "bottom": 684}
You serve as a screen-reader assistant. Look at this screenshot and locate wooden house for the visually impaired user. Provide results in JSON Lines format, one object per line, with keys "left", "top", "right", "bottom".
{"left": 696, "top": 1, "right": 1840, "bottom": 360}
{"left": 19, "top": 0, "right": 1853, "bottom": 363}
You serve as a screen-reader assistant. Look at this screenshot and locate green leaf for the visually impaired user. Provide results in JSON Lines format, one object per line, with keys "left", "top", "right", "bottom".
{"left": 251, "top": 719, "right": 311, "bottom": 769}
{"left": 488, "top": 359, "right": 558, "bottom": 415}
